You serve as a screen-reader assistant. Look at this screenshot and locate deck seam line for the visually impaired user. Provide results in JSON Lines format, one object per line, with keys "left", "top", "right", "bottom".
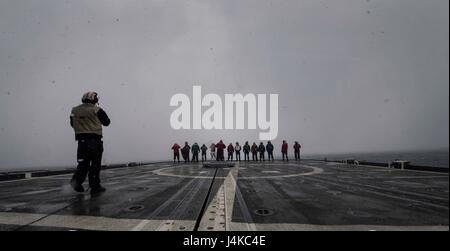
{"left": 193, "top": 167, "right": 218, "bottom": 231}
{"left": 12, "top": 197, "right": 80, "bottom": 231}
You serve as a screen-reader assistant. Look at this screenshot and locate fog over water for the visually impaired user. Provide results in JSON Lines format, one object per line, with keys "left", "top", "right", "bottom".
{"left": 0, "top": 0, "right": 448, "bottom": 170}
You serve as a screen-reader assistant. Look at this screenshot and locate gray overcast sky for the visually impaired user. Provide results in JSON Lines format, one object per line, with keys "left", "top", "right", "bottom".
{"left": 0, "top": 0, "right": 448, "bottom": 169}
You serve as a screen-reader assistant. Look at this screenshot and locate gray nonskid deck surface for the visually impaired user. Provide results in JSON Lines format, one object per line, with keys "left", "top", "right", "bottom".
{"left": 0, "top": 161, "right": 448, "bottom": 231}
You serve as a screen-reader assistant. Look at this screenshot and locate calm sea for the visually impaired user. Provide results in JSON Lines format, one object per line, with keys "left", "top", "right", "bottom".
{"left": 305, "top": 149, "right": 449, "bottom": 168}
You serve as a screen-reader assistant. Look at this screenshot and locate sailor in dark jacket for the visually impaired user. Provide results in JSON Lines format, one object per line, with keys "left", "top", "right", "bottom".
{"left": 258, "top": 142, "right": 266, "bottom": 161}
{"left": 201, "top": 144, "right": 208, "bottom": 162}
{"left": 191, "top": 143, "right": 200, "bottom": 162}
{"left": 266, "top": 141, "right": 274, "bottom": 161}
{"left": 181, "top": 142, "right": 191, "bottom": 163}
{"left": 243, "top": 142, "right": 251, "bottom": 161}
{"left": 227, "top": 143, "right": 235, "bottom": 161}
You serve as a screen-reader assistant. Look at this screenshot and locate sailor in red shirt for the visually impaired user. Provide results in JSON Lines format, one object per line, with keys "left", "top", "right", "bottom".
{"left": 216, "top": 140, "right": 226, "bottom": 161}
{"left": 172, "top": 143, "right": 181, "bottom": 163}
{"left": 281, "top": 140, "right": 289, "bottom": 161}
{"left": 251, "top": 142, "right": 258, "bottom": 161}
{"left": 293, "top": 141, "right": 301, "bottom": 161}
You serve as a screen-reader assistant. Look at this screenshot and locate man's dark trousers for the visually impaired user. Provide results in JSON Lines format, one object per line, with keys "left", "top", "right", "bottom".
{"left": 72, "top": 139, "right": 103, "bottom": 189}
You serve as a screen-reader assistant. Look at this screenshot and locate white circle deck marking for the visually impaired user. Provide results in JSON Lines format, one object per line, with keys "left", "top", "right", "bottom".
{"left": 262, "top": 171, "right": 280, "bottom": 174}
{"left": 152, "top": 163, "right": 323, "bottom": 179}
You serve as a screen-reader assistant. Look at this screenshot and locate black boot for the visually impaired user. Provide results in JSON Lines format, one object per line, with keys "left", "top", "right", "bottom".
{"left": 70, "top": 179, "right": 85, "bottom": 193}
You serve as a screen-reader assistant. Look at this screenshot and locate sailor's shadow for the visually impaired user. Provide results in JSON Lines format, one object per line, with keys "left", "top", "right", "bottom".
{"left": 69, "top": 193, "right": 102, "bottom": 216}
